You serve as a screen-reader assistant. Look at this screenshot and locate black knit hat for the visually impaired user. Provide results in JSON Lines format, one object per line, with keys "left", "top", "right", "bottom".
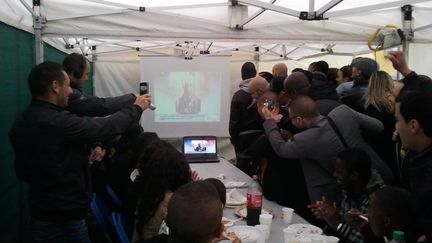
{"left": 351, "top": 57, "right": 379, "bottom": 79}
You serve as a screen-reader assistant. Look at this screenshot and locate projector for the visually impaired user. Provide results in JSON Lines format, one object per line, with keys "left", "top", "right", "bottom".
{"left": 376, "top": 28, "right": 404, "bottom": 50}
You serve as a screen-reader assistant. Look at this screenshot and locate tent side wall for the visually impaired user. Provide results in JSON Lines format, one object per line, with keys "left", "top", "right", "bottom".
{"left": 0, "top": 21, "right": 93, "bottom": 243}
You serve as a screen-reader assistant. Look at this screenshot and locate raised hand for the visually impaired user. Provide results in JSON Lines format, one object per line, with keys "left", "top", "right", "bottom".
{"left": 134, "top": 94, "right": 152, "bottom": 111}
{"left": 89, "top": 146, "right": 106, "bottom": 162}
{"left": 386, "top": 51, "right": 411, "bottom": 76}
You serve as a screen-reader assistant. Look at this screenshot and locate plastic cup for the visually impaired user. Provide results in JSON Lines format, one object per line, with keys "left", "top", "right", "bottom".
{"left": 325, "top": 236, "right": 339, "bottom": 243}
{"left": 259, "top": 213, "right": 272, "bottom": 226}
{"left": 282, "top": 207, "right": 294, "bottom": 224}
{"left": 297, "top": 236, "right": 310, "bottom": 243}
{"left": 283, "top": 228, "right": 296, "bottom": 243}
{"left": 255, "top": 224, "right": 270, "bottom": 240}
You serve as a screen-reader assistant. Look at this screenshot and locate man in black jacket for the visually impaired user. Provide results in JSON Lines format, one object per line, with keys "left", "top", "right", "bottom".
{"left": 229, "top": 62, "right": 263, "bottom": 176}
{"left": 8, "top": 62, "right": 151, "bottom": 243}
{"left": 63, "top": 53, "right": 136, "bottom": 117}
{"left": 395, "top": 90, "right": 432, "bottom": 242}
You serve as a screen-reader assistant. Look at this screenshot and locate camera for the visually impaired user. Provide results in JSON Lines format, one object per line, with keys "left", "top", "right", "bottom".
{"left": 264, "top": 99, "right": 275, "bottom": 110}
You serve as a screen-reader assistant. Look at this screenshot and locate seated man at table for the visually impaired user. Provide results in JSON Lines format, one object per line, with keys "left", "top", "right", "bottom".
{"left": 367, "top": 186, "right": 419, "bottom": 243}
{"left": 308, "top": 148, "right": 384, "bottom": 243}
{"left": 139, "top": 181, "right": 239, "bottom": 243}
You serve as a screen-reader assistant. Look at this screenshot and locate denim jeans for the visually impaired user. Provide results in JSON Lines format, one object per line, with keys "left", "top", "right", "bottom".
{"left": 31, "top": 218, "right": 91, "bottom": 243}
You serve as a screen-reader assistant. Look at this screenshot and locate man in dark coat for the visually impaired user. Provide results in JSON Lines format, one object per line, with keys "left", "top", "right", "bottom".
{"left": 9, "top": 62, "right": 151, "bottom": 243}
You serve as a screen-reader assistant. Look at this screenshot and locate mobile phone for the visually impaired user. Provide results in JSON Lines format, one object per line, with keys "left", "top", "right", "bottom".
{"left": 139, "top": 82, "right": 149, "bottom": 95}
{"left": 264, "top": 99, "right": 275, "bottom": 110}
{"left": 139, "top": 82, "right": 156, "bottom": 110}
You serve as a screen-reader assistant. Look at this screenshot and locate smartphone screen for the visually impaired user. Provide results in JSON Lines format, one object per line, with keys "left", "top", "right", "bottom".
{"left": 139, "top": 82, "right": 148, "bottom": 95}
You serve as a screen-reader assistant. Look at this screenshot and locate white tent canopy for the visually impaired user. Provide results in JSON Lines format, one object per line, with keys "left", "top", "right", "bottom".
{"left": 2, "top": 0, "right": 432, "bottom": 97}
{"left": 3, "top": 0, "right": 432, "bottom": 61}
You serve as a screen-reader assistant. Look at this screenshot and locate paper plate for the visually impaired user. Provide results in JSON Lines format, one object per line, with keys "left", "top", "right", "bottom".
{"left": 226, "top": 197, "right": 247, "bottom": 207}
{"left": 226, "top": 189, "right": 247, "bottom": 207}
{"left": 225, "top": 225, "right": 265, "bottom": 243}
{"left": 222, "top": 217, "right": 238, "bottom": 227}
{"left": 287, "top": 223, "right": 323, "bottom": 235}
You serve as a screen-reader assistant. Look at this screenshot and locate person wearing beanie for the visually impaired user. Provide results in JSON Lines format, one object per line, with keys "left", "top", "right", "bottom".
{"left": 351, "top": 57, "right": 379, "bottom": 82}
{"left": 341, "top": 57, "right": 379, "bottom": 113}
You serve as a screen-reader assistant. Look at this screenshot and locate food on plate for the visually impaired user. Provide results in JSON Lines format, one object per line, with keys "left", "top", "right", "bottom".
{"left": 287, "top": 223, "right": 323, "bottom": 235}
{"left": 227, "top": 231, "right": 238, "bottom": 238}
{"left": 222, "top": 219, "right": 230, "bottom": 225}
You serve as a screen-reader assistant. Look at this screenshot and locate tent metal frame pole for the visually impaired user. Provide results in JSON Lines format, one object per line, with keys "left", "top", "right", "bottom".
{"left": 414, "top": 23, "right": 432, "bottom": 32}
{"left": 237, "top": 0, "right": 300, "bottom": 17}
{"left": 324, "top": 0, "right": 430, "bottom": 18}
{"left": 33, "top": 0, "right": 45, "bottom": 64}
{"left": 151, "top": 2, "right": 228, "bottom": 10}
{"left": 48, "top": 9, "right": 133, "bottom": 21}
{"left": 19, "top": 0, "right": 37, "bottom": 17}
{"left": 309, "top": 0, "right": 315, "bottom": 12}
{"left": 237, "top": 0, "right": 277, "bottom": 29}
{"left": 79, "top": 0, "right": 141, "bottom": 11}
{"left": 402, "top": 4, "right": 413, "bottom": 65}
{"left": 316, "top": 0, "right": 343, "bottom": 16}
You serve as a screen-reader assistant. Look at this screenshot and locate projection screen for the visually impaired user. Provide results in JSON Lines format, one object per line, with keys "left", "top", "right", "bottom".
{"left": 140, "top": 56, "right": 231, "bottom": 138}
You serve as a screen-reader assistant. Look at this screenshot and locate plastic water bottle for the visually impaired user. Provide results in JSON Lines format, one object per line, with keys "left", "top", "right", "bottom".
{"left": 246, "top": 176, "right": 263, "bottom": 226}
{"left": 388, "top": 231, "right": 406, "bottom": 243}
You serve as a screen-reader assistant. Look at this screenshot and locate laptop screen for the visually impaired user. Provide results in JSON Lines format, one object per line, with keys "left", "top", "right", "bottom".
{"left": 183, "top": 137, "right": 217, "bottom": 154}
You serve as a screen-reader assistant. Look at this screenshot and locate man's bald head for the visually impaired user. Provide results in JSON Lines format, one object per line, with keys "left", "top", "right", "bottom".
{"left": 284, "top": 72, "right": 311, "bottom": 98}
{"left": 272, "top": 63, "right": 288, "bottom": 77}
{"left": 166, "top": 181, "right": 223, "bottom": 243}
{"left": 288, "top": 95, "right": 319, "bottom": 118}
{"left": 249, "top": 76, "right": 269, "bottom": 99}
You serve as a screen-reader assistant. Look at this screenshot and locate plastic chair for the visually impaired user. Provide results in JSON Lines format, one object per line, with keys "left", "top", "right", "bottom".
{"left": 90, "top": 193, "right": 112, "bottom": 232}
{"left": 111, "top": 212, "right": 131, "bottom": 243}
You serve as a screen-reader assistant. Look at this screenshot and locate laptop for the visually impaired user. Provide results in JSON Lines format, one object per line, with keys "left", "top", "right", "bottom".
{"left": 182, "top": 136, "right": 220, "bottom": 163}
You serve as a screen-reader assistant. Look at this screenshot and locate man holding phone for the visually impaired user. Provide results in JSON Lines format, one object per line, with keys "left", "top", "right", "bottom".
{"left": 9, "top": 62, "right": 152, "bottom": 243}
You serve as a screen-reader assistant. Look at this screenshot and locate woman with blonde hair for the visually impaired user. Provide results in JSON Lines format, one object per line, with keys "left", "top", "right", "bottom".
{"left": 363, "top": 70, "right": 399, "bottom": 184}
{"left": 364, "top": 71, "right": 395, "bottom": 113}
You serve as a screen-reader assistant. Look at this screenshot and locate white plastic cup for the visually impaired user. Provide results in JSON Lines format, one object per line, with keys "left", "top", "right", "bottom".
{"left": 310, "top": 235, "right": 325, "bottom": 243}
{"left": 298, "top": 236, "right": 311, "bottom": 243}
{"left": 283, "top": 228, "right": 296, "bottom": 243}
{"left": 259, "top": 213, "right": 272, "bottom": 226}
{"left": 325, "top": 236, "right": 339, "bottom": 243}
{"left": 282, "top": 207, "right": 294, "bottom": 224}
{"left": 255, "top": 224, "right": 270, "bottom": 240}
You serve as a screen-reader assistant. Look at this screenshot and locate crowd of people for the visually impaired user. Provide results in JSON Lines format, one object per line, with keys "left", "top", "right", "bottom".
{"left": 7, "top": 50, "right": 432, "bottom": 243}
{"left": 229, "top": 52, "right": 432, "bottom": 242}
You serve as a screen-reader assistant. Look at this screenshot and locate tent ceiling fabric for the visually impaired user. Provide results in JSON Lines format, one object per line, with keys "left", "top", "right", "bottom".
{"left": 2, "top": 0, "right": 432, "bottom": 60}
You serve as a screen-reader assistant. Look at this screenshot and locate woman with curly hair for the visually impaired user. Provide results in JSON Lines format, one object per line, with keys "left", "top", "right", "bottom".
{"left": 131, "top": 140, "right": 192, "bottom": 241}
{"left": 363, "top": 70, "right": 398, "bottom": 184}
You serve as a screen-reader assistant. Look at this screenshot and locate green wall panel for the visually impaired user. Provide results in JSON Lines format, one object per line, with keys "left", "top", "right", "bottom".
{"left": 0, "top": 22, "right": 94, "bottom": 242}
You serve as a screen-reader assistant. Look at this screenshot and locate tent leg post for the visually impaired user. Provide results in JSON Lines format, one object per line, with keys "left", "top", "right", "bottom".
{"left": 33, "top": 1, "right": 45, "bottom": 64}
{"left": 401, "top": 4, "right": 413, "bottom": 64}
{"left": 34, "top": 23, "right": 44, "bottom": 64}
